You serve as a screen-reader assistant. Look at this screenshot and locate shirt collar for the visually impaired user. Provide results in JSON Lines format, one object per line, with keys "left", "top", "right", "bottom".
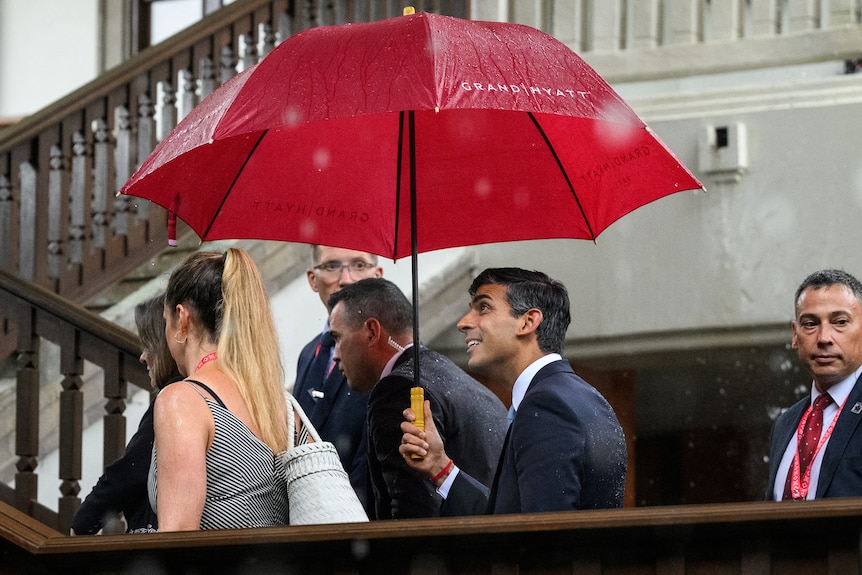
{"left": 380, "top": 342, "right": 414, "bottom": 379}
{"left": 511, "top": 353, "right": 562, "bottom": 412}
{"left": 812, "top": 365, "right": 862, "bottom": 407}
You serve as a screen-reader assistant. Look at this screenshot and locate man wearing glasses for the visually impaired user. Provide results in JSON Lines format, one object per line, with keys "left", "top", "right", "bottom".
{"left": 294, "top": 245, "right": 383, "bottom": 505}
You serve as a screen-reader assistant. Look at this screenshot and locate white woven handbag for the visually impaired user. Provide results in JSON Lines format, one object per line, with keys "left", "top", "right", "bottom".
{"left": 283, "top": 392, "right": 369, "bottom": 525}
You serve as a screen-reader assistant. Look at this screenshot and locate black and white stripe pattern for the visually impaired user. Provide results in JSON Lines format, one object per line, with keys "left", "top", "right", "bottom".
{"left": 149, "top": 390, "right": 289, "bottom": 530}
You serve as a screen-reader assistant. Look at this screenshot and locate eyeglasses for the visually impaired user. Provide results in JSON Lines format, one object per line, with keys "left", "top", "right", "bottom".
{"left": 313, "top": 261, "right": 376, "bottom": 275}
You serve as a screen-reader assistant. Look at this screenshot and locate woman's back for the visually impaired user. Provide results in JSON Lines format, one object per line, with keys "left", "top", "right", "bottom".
{"left": 149, "top": 381, "right": 288, "bottom": 529}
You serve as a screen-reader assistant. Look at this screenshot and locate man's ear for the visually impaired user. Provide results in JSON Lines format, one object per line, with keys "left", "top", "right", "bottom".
{"left": 306, "top": 268, "right": 319, "bottom": 292}
{"left": 364, "top": 317, "right": 383, "bottom": 346}
{"left": 518, "top": 309, "right": 543, "bottom": 336}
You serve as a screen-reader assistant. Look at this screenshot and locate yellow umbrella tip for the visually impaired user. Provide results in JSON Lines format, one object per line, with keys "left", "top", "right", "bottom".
{"left": 403, "top": 6, "right": 415, "bottom": 15}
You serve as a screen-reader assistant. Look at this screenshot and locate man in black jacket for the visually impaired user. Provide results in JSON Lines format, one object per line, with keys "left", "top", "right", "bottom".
{"left": 328, "top": 278, "right": 507, "bottom": 519}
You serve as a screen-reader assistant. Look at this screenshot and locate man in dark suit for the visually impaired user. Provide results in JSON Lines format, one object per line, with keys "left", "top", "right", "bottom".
{"left": 399, "top": 268, "right": 627, "bottom": 514}
{"left": 766, "top": 269, "right": 862, "bottom": 500}
{"left": 327, "top": 278, "right": 508, "bottom": 519}
{"left": 293, "top": 245, "right": 382, "bottom": 503}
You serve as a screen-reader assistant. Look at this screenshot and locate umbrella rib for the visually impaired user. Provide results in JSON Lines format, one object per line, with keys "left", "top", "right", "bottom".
{"left": 201, "top": 129, "right": 269, "bottom": 241}
{"left": 526, "top": 112, "right": 596, "bottom": 240}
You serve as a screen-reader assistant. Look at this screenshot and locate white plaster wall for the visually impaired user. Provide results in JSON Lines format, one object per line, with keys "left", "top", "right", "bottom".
{"left": 0, "top": 0, "right": 99, "bottom": 118}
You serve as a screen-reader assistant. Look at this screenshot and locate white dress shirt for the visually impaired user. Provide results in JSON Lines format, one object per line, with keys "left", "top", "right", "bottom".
{"left": 773, "top": 365, "right": 862, "bottom": 500}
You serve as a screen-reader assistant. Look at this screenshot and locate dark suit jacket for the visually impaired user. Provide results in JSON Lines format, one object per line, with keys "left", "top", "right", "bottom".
{"left": 443, "top": 359, "right": 627, "bottom": 515}
{"left": 765, "top": 373, "right": 862, "bottom": 500}
{"left": 367, "top": 346, "right": 508, "bottom": 519}
{"left": 295, "top": 332, "right": 369, "bottom": 504}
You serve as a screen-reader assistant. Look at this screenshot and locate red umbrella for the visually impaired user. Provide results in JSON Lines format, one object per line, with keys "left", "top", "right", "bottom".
{"left": 120, "top": 10, "right": 703, "bottom": 364}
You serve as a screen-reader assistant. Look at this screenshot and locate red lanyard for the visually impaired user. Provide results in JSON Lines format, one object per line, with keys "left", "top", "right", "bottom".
{"left": 196, "top": 352, "right": 218, "bottom": 372}
{"left": 314, "top": 339, "right": 335, "bottom": 377}
{"left": 788, "top": 397, "right": 845, "bottom": 499}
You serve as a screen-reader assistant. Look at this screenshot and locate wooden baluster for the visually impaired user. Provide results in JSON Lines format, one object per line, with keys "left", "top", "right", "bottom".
{"left": 220, "top": 45, "right": 237, "bottom": 84}
{"left": 178, "top": 69, "right": 197, "bottom": 121}
{"left": 278, "top": 6, "right": 294, "bottom": 41}
{"left": 260, "top": 22, "right": 276, "bottom": 57}
{"left": 47, "top": 146, "right": 66, "bottom": 280}
{"left": 240, "top": 33, "right": 258, "bottom": 71}
{"left": 113, "top": 107, "right": 131, "bottom": 237}
{"left": 69, "top": 131, "right": 87, "bottom": 266}
{"left": 332, "top": 0, "right": 348, "bottom": 25}
{"left": 302, "top": 0, "right": 318, "bottom": 29}
{"left": 57, "top": 325, "right": 84, "bottom": 535}
{"left": 102, "top": 353, "right": 127, "bottom": 478}
{"left": 158, "top": 81, "right": 177, "bottom": 142}
{"left": 14, "top": 304, "right": 39, "bottom": 516}
{"left": 91, "top": 118, "right": 110, "bottom": 250}
{"left": 199, "top": 58, "right": 216, "bottom": 99}
{"left": 136, "top": 95, "right": 155, "bottom": 223}
{"left": 320, "top": 0, "right": 334, "bottom": 26}
{"left": 18, "top": 162, "right": 37, "bottom": 281}
{"left": 0, "top": 175, "right": 12, "bottom": 271}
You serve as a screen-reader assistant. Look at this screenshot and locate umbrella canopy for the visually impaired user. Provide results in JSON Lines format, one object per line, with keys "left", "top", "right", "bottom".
{"left": 120, "top": 11, "right": 703, "bottom": 260}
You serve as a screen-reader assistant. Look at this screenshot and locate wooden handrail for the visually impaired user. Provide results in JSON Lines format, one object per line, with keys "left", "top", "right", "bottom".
{"left": 0, "top": 268, "right": 149, "bottom": 534}
{"left": 3, "top": 498, "right": 862, "bottom": 574}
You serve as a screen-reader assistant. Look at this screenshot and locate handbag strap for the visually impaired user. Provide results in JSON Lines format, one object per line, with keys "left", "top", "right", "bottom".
{"left": 285, "top": 391, "right": 322, "bottom": 449}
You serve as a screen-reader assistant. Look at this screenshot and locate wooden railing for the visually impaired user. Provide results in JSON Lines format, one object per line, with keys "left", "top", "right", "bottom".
{"left": 3, "top": 498, "right": 862, "bottom": 574}
{"left": 0, "top": 269, "right": 150, "bottom": 534}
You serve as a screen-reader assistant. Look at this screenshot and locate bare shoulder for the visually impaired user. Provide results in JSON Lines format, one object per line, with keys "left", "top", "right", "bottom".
{"left": 154, "top": 381, "right": 211, "bottom": 420}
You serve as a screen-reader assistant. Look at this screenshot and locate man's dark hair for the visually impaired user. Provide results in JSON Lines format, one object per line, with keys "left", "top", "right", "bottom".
{"left": 469, "top": 268, "right": 570, "bottom": 354}
{"left": 328, "top": 278, "right": 413, "bottom": 333}
{"left": 795, "top": 269, "right": 862, "bottom": 312}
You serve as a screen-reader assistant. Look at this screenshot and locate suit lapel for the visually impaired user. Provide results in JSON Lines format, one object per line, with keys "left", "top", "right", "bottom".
{"left": 816, "top": 374, "right": 862, "bottom": 497}
{"left": 295, "top": 335, "right": 321, "bottom": 394}
{"left": 766, "top": 399, "right": 806, "bottom": 498}
{"left": 311, "top": 369, "right": 341, "bottom": 428}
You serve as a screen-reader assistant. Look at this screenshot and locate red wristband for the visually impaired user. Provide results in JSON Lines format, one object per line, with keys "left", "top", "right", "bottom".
{"left": 430, "top": 459, "right": 454, "bottom": 483}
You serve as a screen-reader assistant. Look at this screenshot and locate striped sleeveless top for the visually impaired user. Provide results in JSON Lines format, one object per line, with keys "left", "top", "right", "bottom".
{"left": 148, "top": 381, "right": 288, "bottom": 529}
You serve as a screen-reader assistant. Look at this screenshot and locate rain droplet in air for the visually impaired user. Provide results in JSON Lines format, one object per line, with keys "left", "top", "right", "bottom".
{"left": 313, "top": 148, "right": 332, "bottom": 171}
{"left": 283, "top": 106, "right": 304, "bottom": 127}
{"left": 474, "top": 177, "right": 492, "bottom": 199}
{"left": 300, "top": 219, "right": 317, "bottom": 240}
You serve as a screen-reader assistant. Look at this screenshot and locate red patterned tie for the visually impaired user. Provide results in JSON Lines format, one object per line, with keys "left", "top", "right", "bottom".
{"left": 783, "top": 393, "right": 833, "bottom": 500}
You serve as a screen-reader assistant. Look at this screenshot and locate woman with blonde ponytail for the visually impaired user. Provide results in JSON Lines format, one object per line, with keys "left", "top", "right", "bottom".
{"left": 149, "top": 248, "right": 290, "bottom": 531}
